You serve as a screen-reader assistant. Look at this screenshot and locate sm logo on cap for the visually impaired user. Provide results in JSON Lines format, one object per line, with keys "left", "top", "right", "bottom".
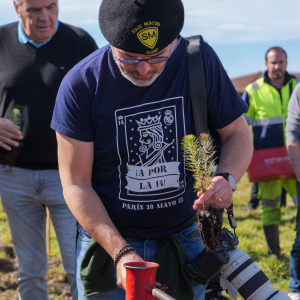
{"left": 137, "top": 27, "right": 158, "bottom": 49}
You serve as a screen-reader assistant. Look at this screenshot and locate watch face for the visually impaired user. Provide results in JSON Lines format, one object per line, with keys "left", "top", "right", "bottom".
{"left": 228, "top": 174, "right": 237, "bottom": 191}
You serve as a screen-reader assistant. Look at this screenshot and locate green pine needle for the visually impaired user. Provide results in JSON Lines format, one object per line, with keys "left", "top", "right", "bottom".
{"left": 182, "top": 133, "right": 216, "bottom": 193}
{"left": 10, "top": 109, "right": 21, "bottom": 127}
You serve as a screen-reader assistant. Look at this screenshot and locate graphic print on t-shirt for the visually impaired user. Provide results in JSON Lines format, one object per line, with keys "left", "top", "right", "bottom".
{"left": 115, "top": 97, "right": 186, "bottom": 202}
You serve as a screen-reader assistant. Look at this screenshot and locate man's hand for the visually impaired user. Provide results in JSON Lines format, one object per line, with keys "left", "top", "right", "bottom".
{"left": 193, "top": 176, "right": 233, "bottom": 211}
{"left": 116, "top": 251, "right": 144, "bottom": 290}
{"left": 287, "top": 141, "right": 300, "bottom": 181}
{"left": 192, "top": 115, "right": 252, "bottom": 211}
{"left": 0, "top": 118, "right": 22, "bottom": 150}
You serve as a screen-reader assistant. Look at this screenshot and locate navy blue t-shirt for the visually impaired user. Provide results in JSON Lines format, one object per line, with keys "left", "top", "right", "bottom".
{"left": 51, "top": 37, "right": 247, "bottom": 237}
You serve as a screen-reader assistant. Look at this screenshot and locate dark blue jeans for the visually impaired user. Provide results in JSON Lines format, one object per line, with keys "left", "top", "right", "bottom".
{"left": 289, "top": 184, "right": 300, "bottom": 292}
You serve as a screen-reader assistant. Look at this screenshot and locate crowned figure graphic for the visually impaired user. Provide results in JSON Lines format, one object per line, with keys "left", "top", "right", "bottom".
{"left": 135, "top": 114, "right": 174, "bottom": 167}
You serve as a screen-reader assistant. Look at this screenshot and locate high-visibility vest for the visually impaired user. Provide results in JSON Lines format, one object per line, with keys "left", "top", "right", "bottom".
{"left": 244, "top": 76, "right": 299, "bottom": 210}
{"left": 244, "top": 76, "right": 299, "bottom": 150}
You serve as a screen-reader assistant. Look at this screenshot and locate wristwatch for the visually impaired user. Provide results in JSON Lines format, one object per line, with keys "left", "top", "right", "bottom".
{"left": 215, "top": 172, "right": 237, "bottom": 192}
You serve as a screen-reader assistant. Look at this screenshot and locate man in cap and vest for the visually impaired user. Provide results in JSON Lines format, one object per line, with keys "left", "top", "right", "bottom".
{"left": 51, "top": 0, "right": 252, "bottom": 299}
{"left": 243, "top": 47, "right": 299, "bottom": 260}
{"left": 0, "top": 0, "right": 97, "bottom": 299}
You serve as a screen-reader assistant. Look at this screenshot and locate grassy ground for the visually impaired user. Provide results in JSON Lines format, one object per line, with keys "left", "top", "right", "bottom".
{"left": 0, "top": 173, "right": 297, "bottom": 299}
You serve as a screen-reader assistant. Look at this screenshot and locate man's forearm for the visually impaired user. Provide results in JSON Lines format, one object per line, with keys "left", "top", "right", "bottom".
{"left": 287, "top": 141, "right": 300, "bottom": 181}
{"left": 63, "top": 183, "right": 127, "bottom": 259}
{"left": 216, "top": 126, "right": 253, "bottom": 182}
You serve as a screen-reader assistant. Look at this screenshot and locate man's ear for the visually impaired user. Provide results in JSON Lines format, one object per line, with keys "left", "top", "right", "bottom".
{"left": 13, "top": 1, "right": 21, "bottom": 18}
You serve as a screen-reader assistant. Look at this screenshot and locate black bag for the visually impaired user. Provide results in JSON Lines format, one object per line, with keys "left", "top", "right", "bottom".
{"left": 184, "top": 35, "right": 222, "bottom": 163}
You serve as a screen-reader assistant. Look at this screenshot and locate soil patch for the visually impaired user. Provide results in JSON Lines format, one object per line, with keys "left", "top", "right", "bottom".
{"left": 0, "top": 241, "right": 72, "bottom": 300}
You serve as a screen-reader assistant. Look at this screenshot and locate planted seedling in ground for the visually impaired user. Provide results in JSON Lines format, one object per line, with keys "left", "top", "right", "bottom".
{"left": 182, "top": 133, "right": 222, "bottom": 252}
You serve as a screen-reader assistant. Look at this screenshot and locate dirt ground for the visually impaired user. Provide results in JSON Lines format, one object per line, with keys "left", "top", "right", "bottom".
{"left": 0, "top": 241, "right": 72, "bottom": 300}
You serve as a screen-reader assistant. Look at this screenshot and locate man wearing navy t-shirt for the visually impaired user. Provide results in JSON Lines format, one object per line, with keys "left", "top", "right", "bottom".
{"left": 51, "top": 0, "right": 252, "bottom": 299}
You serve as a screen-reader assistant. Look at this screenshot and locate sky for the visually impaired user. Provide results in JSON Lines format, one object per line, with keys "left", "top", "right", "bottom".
{"left": 0, "top": 0, "right": 299, "bottom": 78}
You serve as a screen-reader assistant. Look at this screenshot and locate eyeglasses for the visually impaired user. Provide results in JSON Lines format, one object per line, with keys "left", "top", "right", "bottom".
{"left": 112, "top": 42, "right": 173, "bottom": 65}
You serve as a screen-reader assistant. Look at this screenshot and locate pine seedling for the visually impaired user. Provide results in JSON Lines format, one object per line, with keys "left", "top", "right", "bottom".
{"left": 182, "top": 133, "right": 216, "bottom": 194}
{"left": 10, "top": 109, "right": 21, "bottom": 127}
{"left": 2, "top": 109, "right": 22, "bottom": 166}
{"left": 182, "top": 133, "right": 222, "bottom": 252}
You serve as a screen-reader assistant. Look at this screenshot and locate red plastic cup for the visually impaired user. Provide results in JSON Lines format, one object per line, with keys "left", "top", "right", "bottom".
{"left": 124, "top": 261, "right": 159, "bottom": 300}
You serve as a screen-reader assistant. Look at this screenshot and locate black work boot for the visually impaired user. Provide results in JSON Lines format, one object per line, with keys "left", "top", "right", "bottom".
{"left": 263, "top": 225, "right": 280, "bottom": 260}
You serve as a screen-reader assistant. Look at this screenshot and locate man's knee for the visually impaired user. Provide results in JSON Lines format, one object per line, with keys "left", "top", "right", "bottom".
{"left": 261, "top": 205, "right": 281, "bottom": 226}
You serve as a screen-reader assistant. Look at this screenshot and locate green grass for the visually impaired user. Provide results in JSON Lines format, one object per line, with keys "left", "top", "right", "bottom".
{"left": 0, "top": 173, "right": 297, "bottom": 299}
{"left": 0, "top": 203, "right": 11, "bottom": 245}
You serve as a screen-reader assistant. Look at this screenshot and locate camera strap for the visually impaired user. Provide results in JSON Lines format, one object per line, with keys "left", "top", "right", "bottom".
{"left": 226, "top": 203, "right": 237, "bottom": 235}
{"left": 185, "top": 35, "right": 238, "bottom": 236}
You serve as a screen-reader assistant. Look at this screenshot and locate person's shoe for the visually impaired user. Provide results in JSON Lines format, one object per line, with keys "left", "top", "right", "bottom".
{"left": 270, "top": 253, "right": 280, "bottom": 260}
{"left": 288, "top": 292, "right": 300, "bottom": 300}
{"left": 243, "top": 203, "right": 257, "bottom": 211}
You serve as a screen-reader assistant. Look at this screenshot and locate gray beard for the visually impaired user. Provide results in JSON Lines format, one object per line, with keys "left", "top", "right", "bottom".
{"left": 113, "top": 57, "right": 166, "bottom": 87}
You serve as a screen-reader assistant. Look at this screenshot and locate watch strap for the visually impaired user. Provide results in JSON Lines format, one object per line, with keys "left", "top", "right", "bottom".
{"left": 215, "top": 172, "right": 229, "bottom": 179}
{"left": 215, "top": 172, "right": 236, "bottom": 191}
